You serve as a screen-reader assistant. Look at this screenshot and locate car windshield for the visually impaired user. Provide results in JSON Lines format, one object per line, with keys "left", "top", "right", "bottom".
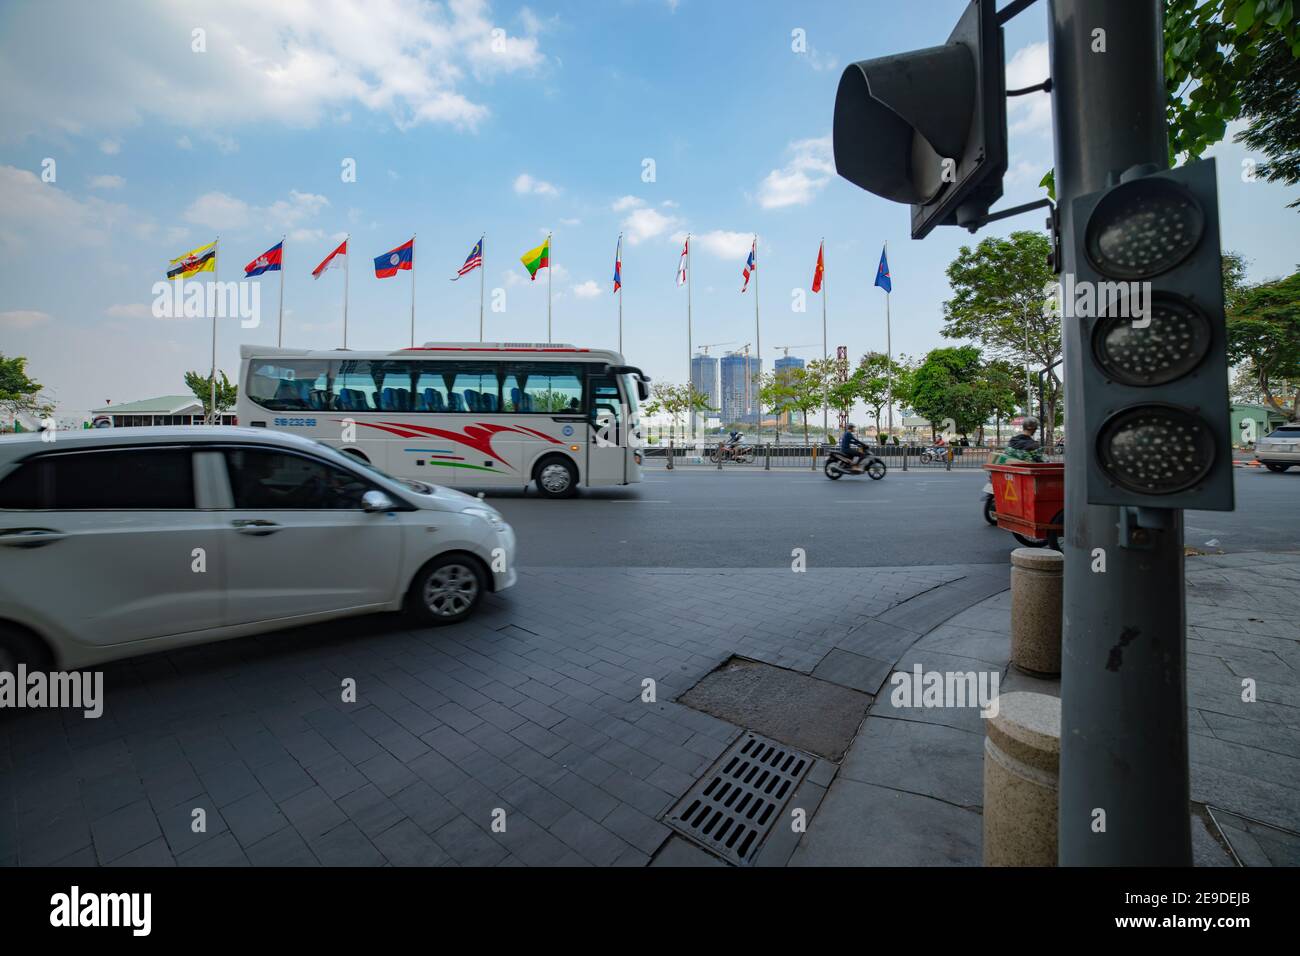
{"left": 312, "top": 440, "right": 436, "bottom": 495}
{"left": 1265, "top": 425, "right": 1299, "bottom": 436}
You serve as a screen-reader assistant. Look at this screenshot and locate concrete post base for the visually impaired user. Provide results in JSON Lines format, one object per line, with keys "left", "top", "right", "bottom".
{"left": 1010, "top": 547, "right": 1063, "bottom": 677}
{"left": 983, "top": 691, "right": 1061, "bottom": 866}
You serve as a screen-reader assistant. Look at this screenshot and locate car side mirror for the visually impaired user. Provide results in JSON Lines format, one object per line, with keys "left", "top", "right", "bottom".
{"left": 361, "top": 490, "right": 397, "bottom": 513}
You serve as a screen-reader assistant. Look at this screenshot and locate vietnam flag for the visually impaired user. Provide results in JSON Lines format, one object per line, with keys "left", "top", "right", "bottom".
{"left": 375, "top": 238, "right": 414, "bottom": 278}
{"left": 811, "top": 241, "right": 825, "bottom": 294}
{"left": 520, "top": 236, "right": 550, "bottom": 280}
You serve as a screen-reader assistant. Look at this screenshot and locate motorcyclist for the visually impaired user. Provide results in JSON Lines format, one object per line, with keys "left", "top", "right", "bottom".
{"left": 725, "top": 430, "right": 742, "bottom": 446}
{"left": 839, "top": 424, "right": 870, "bottom": 469}
{"left": 1006, "top": 417, "right": 1044, "bottom": 463}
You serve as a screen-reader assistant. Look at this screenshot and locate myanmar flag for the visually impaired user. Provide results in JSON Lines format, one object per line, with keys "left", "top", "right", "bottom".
{"left": 167, "top": 240, "right": 217, "bottom": 280}
{"left": 520, "top": 237, "right": 550, "bottom": 280}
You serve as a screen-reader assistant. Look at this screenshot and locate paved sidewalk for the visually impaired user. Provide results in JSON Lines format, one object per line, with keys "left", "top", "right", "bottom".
{"left": 791, "top": 551, "right": 1300, "bottom": 866}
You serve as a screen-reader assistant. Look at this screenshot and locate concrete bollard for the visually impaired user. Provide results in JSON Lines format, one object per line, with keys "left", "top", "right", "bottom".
{"left": 1010, "top": 547, "right": 1064, "bottom": 677}
{"left": 667, "top": 439, "right": 674, "bottom": 470}
{"left": 983, "top": 691, "right": 1061, "bottom": 867}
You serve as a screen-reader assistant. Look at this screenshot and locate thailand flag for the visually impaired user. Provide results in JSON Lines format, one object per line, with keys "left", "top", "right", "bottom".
{"left": 741, "top": 239, "right": 756, "bottom": 292}
{"left": 612, "top": 235, "right": 622, "bottom": 293}
{"left": 312, "top": 239, "right": 347, "bottom": 279}
{"left": 375, "top": 238, "right": 414, "bottom": 278}
{"left": 244, "top": 241, "right": 283, "bottom": 278}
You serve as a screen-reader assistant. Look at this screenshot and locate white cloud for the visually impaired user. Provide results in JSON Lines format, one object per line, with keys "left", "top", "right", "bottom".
{"left": 0, "top": 165, "right": 132, "bottom": 247}
{"left": 184, "top": 192, "right": 251, "bottom": 231}
{"left": 98, "top": 138, "right": 121, "bottom": 155}
{"left": 1005, "top": 42, "right": 1051, "bottom": 135}
{"left": 614, "top": 196, "right": 680, "bottom": 245}
{"left": 572, "top": 280, "right": 601, "bottom": 298}
{"left": 757, "top": 135, "right": 833, "bottom": 209}
{"left": 677, "top": 229, "right": 754, "bottom": 260}
{"left": 806, "top": 48, "right": 839, "bottom": 74}
{"left": 105, "top": 303, "right": 151, "bottom": 320}
{"left": 289, "top": 228, "right": 326, "bottom": 242}
{"left": 89, "top": 174, "right": 125, "bottom": 189}
{"left": 183, "top": 188, "right": 329, "bottom": 233}
{"left": 612, "top": 195, "right": 643, "bottom": 212}
{"left": 514, "top": 173, "right": 559, "bottom": 196}
{"left": 559, "top": 217, "right": 580, "bottom": 226}
{"left": 0, "top": 0, "right": 546, "bottom": 140}
{"left": 0, "top": 309, "right": 53, "bottom": 328}
{"left": 176, "top": 135, "right": 193, "bottom": 150}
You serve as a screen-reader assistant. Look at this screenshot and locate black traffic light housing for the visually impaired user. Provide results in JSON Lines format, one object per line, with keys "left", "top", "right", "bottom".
{"left": 1072, "top": 158, "right": 1234, "bottom": 511}
{"left": 833, "top": 0, "right": 1007, "bottom": 239}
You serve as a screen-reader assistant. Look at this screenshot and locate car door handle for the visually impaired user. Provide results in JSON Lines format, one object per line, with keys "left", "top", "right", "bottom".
{"left": 231, "top": 519, "right": 283, "bottom": 535}
{"left": 0, "top": 528, "right": 67, "bottom": 548}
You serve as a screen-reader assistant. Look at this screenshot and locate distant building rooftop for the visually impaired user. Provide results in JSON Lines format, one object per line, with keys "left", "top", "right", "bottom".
{"left": 91, "top": 395, "right": 199, "bottom": 415}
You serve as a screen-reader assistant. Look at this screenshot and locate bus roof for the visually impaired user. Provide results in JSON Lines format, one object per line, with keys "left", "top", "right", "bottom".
{"left": 240, "top": 342, "right": 625, "bottom": 362}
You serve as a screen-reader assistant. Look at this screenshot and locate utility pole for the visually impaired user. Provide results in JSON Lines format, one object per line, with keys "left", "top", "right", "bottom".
{"left": 1050, "top": 0, "right": 1191, "bottom": 865}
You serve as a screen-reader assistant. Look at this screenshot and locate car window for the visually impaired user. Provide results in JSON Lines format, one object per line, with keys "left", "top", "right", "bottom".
{"left": 0, "top": 448, "right": 195, "bottom": 509}
{"left": 224, "top": 448, "right": 375, "bottom": 509}
{"left": 1266, "top": 425, "right": 1300, "bottom": 437}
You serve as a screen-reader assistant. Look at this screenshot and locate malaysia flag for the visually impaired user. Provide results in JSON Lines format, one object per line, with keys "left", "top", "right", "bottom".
{"left": 741, "top": 239, "right": 756, "bottom": 292}
{"left": 244, "top": 241, "right": 283, "bottom": 278}
{"left": 312, "top": 239, "right": 347, "bottom": 279}
{"left": 375, "top": 238, "right": 414, "bottom": 278}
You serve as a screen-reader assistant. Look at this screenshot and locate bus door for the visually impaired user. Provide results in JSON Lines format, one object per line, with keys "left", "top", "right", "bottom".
{"left": 588, "top": 375, "right": 627, "bottom": 485}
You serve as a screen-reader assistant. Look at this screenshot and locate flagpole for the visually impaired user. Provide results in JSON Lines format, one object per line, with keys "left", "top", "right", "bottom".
{"left": 277, "top": 234, "right": 286, "bottom": 347}
{"left": 410, "top": 234, "right": 417, "bottom": 348}
{"left": 546, "top": 232, "right": 553, "bottom": 344}
{"left": 753, "top": 234, "right": 761, "bottom": 442}
{"left": 821, "top": 238, "right": 828, "bottom": 437}
{"left": 686, "top": 233, "right": 693, "bottom": 440}
{"left": 479, "top": 233, "right": 485, "bottom": 342}
{"left": 885, "top": 240, "right": 893, "bottom": 438}
{"left": 617, "top": 233, "right": 623, "bottom": 356}
{"left": 343, "top": 234, "right": 350, "bottom": 349}
{"left": 210, "top": 236, "right": 219, "bottom": 425}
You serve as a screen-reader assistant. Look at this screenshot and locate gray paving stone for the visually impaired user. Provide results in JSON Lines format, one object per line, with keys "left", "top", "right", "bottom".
{"left": 548, "top": 808, "right": 631, "bottom": 865}
{"left": 245, "top": 823, "right": 320, "bottom": 866}
{"left": 433, "top": 815, "right": 508, "bottom": 866}
{"left": 839, "top": 717, "right": 984, "bottom": 809}
{"left": 336, "top": 784, "right": 406, "bottom": 839}
{"left": 308, "top": 821, "right": 385, "bottom": 866}
{"left": 176, "top": 831, "right": 250, "bottom": 866}
{"left": 390, "top": 782, "right": 462, "bottom": 836}
{"left": 649, "top": 834, "right": 728, "bottom": 867}
{"left": 372, "top": 818, "right": 453, "bottom": 866}
{"left": 90, "top": 798, "right": 163, "bottom": 864}
{"left": 278, "top": 786, "right": 346, "bottom": 841}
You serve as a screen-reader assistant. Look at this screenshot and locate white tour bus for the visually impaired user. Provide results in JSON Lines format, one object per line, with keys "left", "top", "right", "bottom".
{"left": 238, "top": 343, "right": 650, "bottom": 498}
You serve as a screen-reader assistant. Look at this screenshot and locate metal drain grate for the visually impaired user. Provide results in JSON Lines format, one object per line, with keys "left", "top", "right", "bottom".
{"left": 665, "top": 732, "right": 813, "bottom": 865}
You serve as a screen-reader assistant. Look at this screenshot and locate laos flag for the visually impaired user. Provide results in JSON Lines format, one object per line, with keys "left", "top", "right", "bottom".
{"left": 375, "top": 238, "right": 414, "bottom": 278}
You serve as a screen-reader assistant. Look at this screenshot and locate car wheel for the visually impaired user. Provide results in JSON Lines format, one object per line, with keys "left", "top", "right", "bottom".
{"left": 983, "top": 496, "right": 998, "bottom": 525}
{"left": 824, "top": 460, "right": 842, "bottom": 479}
{"left": 1265, "top": 463, "right": 1290, "bottom": 473}
{"left": 0, "top": 623, "right": 52, "bottom": 672}
{"left": 867, "top": 460, "right": 887, "bottom": 480}
{"left": 409, "top": 555, "right": 485, "bottom": 625}
{"left": 534, "top": 456, "right": 578, "bottom": 498}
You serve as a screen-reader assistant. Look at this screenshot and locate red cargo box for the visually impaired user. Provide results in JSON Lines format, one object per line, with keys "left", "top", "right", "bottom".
{"left": 985, "top": 460, "right": 1064, "bottom": 539}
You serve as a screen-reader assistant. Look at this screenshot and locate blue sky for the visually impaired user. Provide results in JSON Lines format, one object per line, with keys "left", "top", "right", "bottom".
{"left": 1, "top": 0, "right": 1297, "bottom": 415}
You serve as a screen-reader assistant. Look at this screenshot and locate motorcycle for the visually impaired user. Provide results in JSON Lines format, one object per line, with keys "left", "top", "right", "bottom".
{"left": 825, "top": 448, "right": 887, "bottom": 480}
{"left": 919, "top": 444, "right": 951, "bottom": 464}
{"left": 710, "top": 442, "right": 754, "bottom": 464}
{"left": 982, "top": 480, "right": 1058, "bottom": 549}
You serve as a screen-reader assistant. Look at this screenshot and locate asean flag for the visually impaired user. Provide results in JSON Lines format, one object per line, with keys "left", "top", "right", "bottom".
{"left": 375, "top": 238, "right": 414, "bottom": 278}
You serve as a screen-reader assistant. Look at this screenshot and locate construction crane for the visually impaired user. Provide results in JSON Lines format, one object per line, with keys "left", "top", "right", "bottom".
{"left": 773, "top": 343, "right": 820, "bottom": 357}
{"left": 694, "top": 341, "right": 735, "bottom": 357}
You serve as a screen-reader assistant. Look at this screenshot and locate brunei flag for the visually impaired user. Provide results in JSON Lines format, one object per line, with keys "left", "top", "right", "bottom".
{"left": 167, "top": 240, "right": 217, "bottom": 280}
{"left": 520, "top": 236, "right": 550, "bottom": 280}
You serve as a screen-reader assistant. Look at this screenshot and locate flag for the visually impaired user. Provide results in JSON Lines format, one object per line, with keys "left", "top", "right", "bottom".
{"left": 520, "top": 237, "right": 550, "bottom": 280}
{"left": 452, "top": 238, "right": 482, "bottom": 280}
{"left": 612, "top": 235, "right": 622, "bottom": 293}
{"left": 675, "top": 237, "right": 689, "bottom": 287}
{"left": 741, "top": 239, "right": 756, "bottom": 292}
{"left": 244, "top": 241, "right": 283, "bottom": 278}
{"left": 166, "top": 240, "right": 216, "bottom": 280}
{"left": 811, "top": 241, "right": 825, "bottom": 294}
{"left": 312, "top": 239, "right": 347, "bottom": 279}
{"left": 874, "top": 246, "right": 892, "bottom": 293}
{"left": 375, "top": 238, "right": 414, "bottom": 278}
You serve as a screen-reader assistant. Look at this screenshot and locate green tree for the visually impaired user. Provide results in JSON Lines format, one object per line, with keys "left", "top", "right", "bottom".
{"left": 1236, "top": 32, "right": 1300, "bottom": 206}
{"left": 907, "top": 346, "right": 1015, "bottom": 439}
{"left": 1227, "top": 269, "right": 1300, "bottom": 419}
{"left": 644, "top": 382, "right": 711, "bottom": 440}
{"left": 0, "top": 354, "right": 51, "bottom": 424}
{"left": 942, "top": 231, "right": 1062, "bottom": 443}
{"left": 184, "top": 370, "right": 238, "bottom": 424}
{"left": 853, "top": 351, "right": 907, "bottom": 438}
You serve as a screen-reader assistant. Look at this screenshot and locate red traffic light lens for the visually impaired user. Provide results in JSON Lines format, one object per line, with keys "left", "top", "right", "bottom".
{"left": 1092, "top": 294, "right": 1212, "bottom": 387}
{"left": 1085, "top": 178, "right": 1205, "bottom": 280}
{"left": 1096, "top": 404, "right": 1216, "bottom": 495}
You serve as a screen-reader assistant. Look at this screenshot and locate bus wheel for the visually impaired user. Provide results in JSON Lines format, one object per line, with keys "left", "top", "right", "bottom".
{"left": 534, "top": 456, "right": 577, "bottom": 499}
{"left": 340, "top": 448, "right": 370, "bottom": 465}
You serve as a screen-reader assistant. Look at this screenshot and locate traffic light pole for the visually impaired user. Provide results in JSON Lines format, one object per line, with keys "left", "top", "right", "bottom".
{"left": 1049, "top": 0, "right": 1192, "bottom": 865}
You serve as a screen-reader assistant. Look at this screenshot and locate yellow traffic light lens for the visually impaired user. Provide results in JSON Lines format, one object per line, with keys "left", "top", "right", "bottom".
{"left": 1092, "top": 295, "right": 1212, "bottom": 386}
{"left": 1085, "top": 178, "right": 1204, "bottom": 279}
{"left": 1097, "top": 405, "right": 1215, "bottom": 495}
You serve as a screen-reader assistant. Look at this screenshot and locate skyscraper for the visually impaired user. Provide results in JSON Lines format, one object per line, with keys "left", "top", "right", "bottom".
{"left": 691, "top": 353, "right": 719, "bottom": 415}
{"left": 773, "top": 355, "right": 805, "bottom": 428}
{"left": 720, "top": 351, "right": 762, "bottom": 425}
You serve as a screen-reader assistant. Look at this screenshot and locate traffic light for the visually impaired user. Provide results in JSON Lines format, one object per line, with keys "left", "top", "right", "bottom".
{"left": 832, "top": 0, "right": 1007, "bottom": 239}
{"left": 1072, "top": 158, "right": 1234, "bottom": 511}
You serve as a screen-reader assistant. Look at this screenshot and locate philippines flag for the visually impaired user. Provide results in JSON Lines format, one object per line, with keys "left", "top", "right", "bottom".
{"left": 741, "top": 239, "right": 756, "bottom": 292}
{"left": 612, "top": 235, "right": 623, "bottom": 293}
{"left": 874, "top": 245, "right": 892, "bottom": 293}
{"left": 375, "top": 238, "right": 414, "bottom": 278}
{"left": 244, "top": 241, "right": 283, "bottom": 278}
{"left": 312, "top": 239, "right": 347, "bottom": 279}
{"left": 452, "top": 238, "right": 482, "bottom": 280}
{"left": 676, "top": 237, "right": 689, "bottom": 287}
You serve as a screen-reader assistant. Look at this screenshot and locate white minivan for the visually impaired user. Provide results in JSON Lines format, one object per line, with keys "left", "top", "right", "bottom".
{"left": 0, "top": 426, "right": 517, "bottom": 671}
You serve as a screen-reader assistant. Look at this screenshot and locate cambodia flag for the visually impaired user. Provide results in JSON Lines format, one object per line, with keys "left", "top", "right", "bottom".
{"left": 244, "top": 241, "right": 283, "bottom": 278}
{"left": 874, "top": 245, "right": 891, "bottom": 293}
{"left": 375, "top": 238, "right": 414, "bottom": 278}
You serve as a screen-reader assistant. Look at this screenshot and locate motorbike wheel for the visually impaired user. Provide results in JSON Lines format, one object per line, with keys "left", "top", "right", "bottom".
{"left": 982, "top": 496, "right": 997, "bottom": 526}
{"left": 824, "top": 460, "right": 843, "bottom": 480}
{"left": 919, "top": 452, "right": 933, "bottom": 464}
{"left": 866, "top": 459, "right": 886, "bottom": 480}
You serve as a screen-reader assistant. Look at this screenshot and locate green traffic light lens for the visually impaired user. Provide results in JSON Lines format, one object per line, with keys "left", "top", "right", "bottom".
{"left": 1085, "top": 178, "right": 1205, "bottom": 279}
{"left": 1097, "top": 405, "right": 1216, "bottom": 495}
{"left": 1092, "top": 294, "right": 1212, "bottom": 386}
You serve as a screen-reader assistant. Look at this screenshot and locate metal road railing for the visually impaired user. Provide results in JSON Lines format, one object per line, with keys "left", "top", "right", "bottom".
{"left": 642, "top": 442, "right": 1064, "bottom": 470}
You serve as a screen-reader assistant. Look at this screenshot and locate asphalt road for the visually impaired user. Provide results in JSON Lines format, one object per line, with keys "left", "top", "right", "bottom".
{"left": 473, "top": 464, "right": 1299, "bottom": 568}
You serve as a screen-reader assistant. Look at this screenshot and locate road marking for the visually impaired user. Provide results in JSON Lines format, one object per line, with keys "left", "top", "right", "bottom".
{"left": 834, "top": 499, "right": 893, "bottom": 504}
{"left": 613, "top": 499, "right": 671, "bottom": 503}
